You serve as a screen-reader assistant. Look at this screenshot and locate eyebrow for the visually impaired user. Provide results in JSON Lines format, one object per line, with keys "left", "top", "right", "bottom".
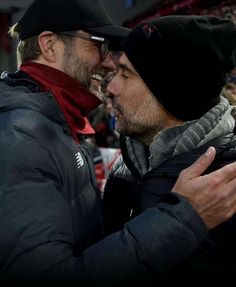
{"left": 119, "top": 63, "right": 135, "bottom": 75}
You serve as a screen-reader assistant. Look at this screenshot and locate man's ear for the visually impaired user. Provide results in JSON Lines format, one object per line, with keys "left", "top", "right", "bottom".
{"left": 38, "top": 31, "right": 58, "bottom": 63}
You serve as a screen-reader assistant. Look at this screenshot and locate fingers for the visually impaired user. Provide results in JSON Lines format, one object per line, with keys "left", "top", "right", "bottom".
{"left": 203, "top": 177, "right": 236, "bottom": 229}
{"left": 208, "top": 161, "right": 236, "bottom": 183}
{"left": 172, "top": 147, "right": 236, "bottom": 230}
{"left": 180, "top": 147, "right": 216, "bottom": 180}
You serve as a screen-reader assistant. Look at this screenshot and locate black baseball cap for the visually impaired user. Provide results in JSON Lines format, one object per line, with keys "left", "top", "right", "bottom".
{"left": 18, "top": 0, "right": 130, "bottom": 47}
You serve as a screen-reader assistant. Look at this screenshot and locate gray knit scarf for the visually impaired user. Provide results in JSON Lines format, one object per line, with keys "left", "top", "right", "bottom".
{"left": 149, "top": 96, "right": 235, "bottom": 170}
{"left": 125, "top": 97, "right": 236, "bottom": 177}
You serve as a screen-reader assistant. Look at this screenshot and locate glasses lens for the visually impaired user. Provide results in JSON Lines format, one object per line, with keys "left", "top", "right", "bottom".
{"left": 58, "top": 32, "right": 109, "bottom": 60}
{"left": 101, "top": 40, "right": 109, "bottom": 60}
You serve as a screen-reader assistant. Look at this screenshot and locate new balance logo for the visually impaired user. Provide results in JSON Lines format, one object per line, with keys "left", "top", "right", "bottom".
{"left": 75, "top": 152, "right": 84, "bottom": 169}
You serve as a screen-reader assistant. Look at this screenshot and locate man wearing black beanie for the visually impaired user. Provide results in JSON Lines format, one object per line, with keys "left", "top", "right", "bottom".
{"left": 103, "top": 15, "right": 236, "bottom": 283}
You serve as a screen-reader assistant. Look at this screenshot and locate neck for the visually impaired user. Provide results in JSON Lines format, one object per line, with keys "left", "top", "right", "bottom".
{"left": 136, "top": 130, "right": 158, "bottom": 146}
{"left": 138, "top": 117, "right": 184, "bottom": 146}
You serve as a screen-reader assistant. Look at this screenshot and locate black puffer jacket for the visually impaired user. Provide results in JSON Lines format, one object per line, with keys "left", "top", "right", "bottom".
{"left": 0, "top": 72, "right": 207, "bottom": 286}
{"left": 104, "top": 133, "right": 236, "bottom": 283}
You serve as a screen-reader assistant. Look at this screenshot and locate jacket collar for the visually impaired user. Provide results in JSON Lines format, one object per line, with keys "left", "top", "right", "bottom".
{"left": 20, "top": 62, "right": 101, "bottom": 142}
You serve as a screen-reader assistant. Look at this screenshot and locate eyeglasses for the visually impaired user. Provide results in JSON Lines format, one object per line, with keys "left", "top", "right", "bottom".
{"left": 58, "top": 31, "right": 109, "bottom": 60}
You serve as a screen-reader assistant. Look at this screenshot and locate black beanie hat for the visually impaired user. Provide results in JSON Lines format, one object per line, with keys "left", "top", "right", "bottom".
{"left": 18, "top": 0, "right": 130, "bottom": 48}
{"left": 123, "top": 15, "right": 236, "bottom": 121}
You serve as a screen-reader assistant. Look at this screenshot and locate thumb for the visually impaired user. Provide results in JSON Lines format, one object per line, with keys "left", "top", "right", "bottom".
{"left": 183, "top": 146, "right": 216, "bottom": 179}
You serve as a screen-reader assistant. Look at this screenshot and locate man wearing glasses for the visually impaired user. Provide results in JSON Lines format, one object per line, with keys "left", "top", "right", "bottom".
{"left": 58, "top": 31, "right": 109, "bottom": 60}
{"left": 1, "top": 0, "right": 236, "bottom": 286}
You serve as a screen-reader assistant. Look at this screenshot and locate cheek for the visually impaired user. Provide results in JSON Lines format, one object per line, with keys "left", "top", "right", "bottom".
{"left": 117, "top": 93, "right": 140, "bottom": 119}
{"left": 128, "top": 88, "right": 154, "bottom": 116}
{"left": 77, "top": 47, "right": 101, "bottom": 68}
{"left": 90, "top": 51, "right": 101, "bottom": 66}
{"left": 124, "top": 85, "right": 145, "bottom": 107}
{"left": 113, "top": 79, "right": 148, "bottom": 114}
{"left": 87, "top": 45, "right": 102, "bottom": 64}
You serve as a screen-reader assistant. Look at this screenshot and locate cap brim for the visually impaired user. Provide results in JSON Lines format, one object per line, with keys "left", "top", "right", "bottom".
{"left": 85, "top": 24, "right": 130, "bottom": 51}
{"left": 86, "top": 24, "right": 130, "bottom": 38}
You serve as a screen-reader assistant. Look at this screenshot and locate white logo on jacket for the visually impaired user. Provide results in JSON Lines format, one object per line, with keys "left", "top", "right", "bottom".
{"left": 75, "top": 152, "right": 84, "bottom": 169}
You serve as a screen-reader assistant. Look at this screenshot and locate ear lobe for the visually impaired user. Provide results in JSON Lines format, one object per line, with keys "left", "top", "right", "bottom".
{"left": 38, "top": 31, "right": 57, "bottom": 63}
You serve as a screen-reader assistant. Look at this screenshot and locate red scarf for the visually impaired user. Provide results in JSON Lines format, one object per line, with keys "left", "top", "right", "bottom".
{"left": 20, "top": 62, "right": 101, "bottom": 142}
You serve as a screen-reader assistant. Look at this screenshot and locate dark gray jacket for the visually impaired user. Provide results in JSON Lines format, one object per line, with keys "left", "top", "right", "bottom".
{"left": 104, "top": 133, "right": 236, "bottom": 284}
{"left": 0, "top": 71, "right": 207, "bottom": 286}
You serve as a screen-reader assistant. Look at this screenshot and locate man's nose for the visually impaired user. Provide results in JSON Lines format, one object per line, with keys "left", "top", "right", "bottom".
{"left": 101, "top": 71, "right": 116, "bottom": 96}
{"left": 104, "top": 73, "right": 121, "bottom": 101}
{"left": 101, "top": 52, "right": 117, "bottom": 72}
{"left": 101, "top": 51, "right": 122, "bottom": 72}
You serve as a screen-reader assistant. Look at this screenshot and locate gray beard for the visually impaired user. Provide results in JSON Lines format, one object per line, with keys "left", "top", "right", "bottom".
{"left": 62, "top": 46, "right": 91, "bottom": 88}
